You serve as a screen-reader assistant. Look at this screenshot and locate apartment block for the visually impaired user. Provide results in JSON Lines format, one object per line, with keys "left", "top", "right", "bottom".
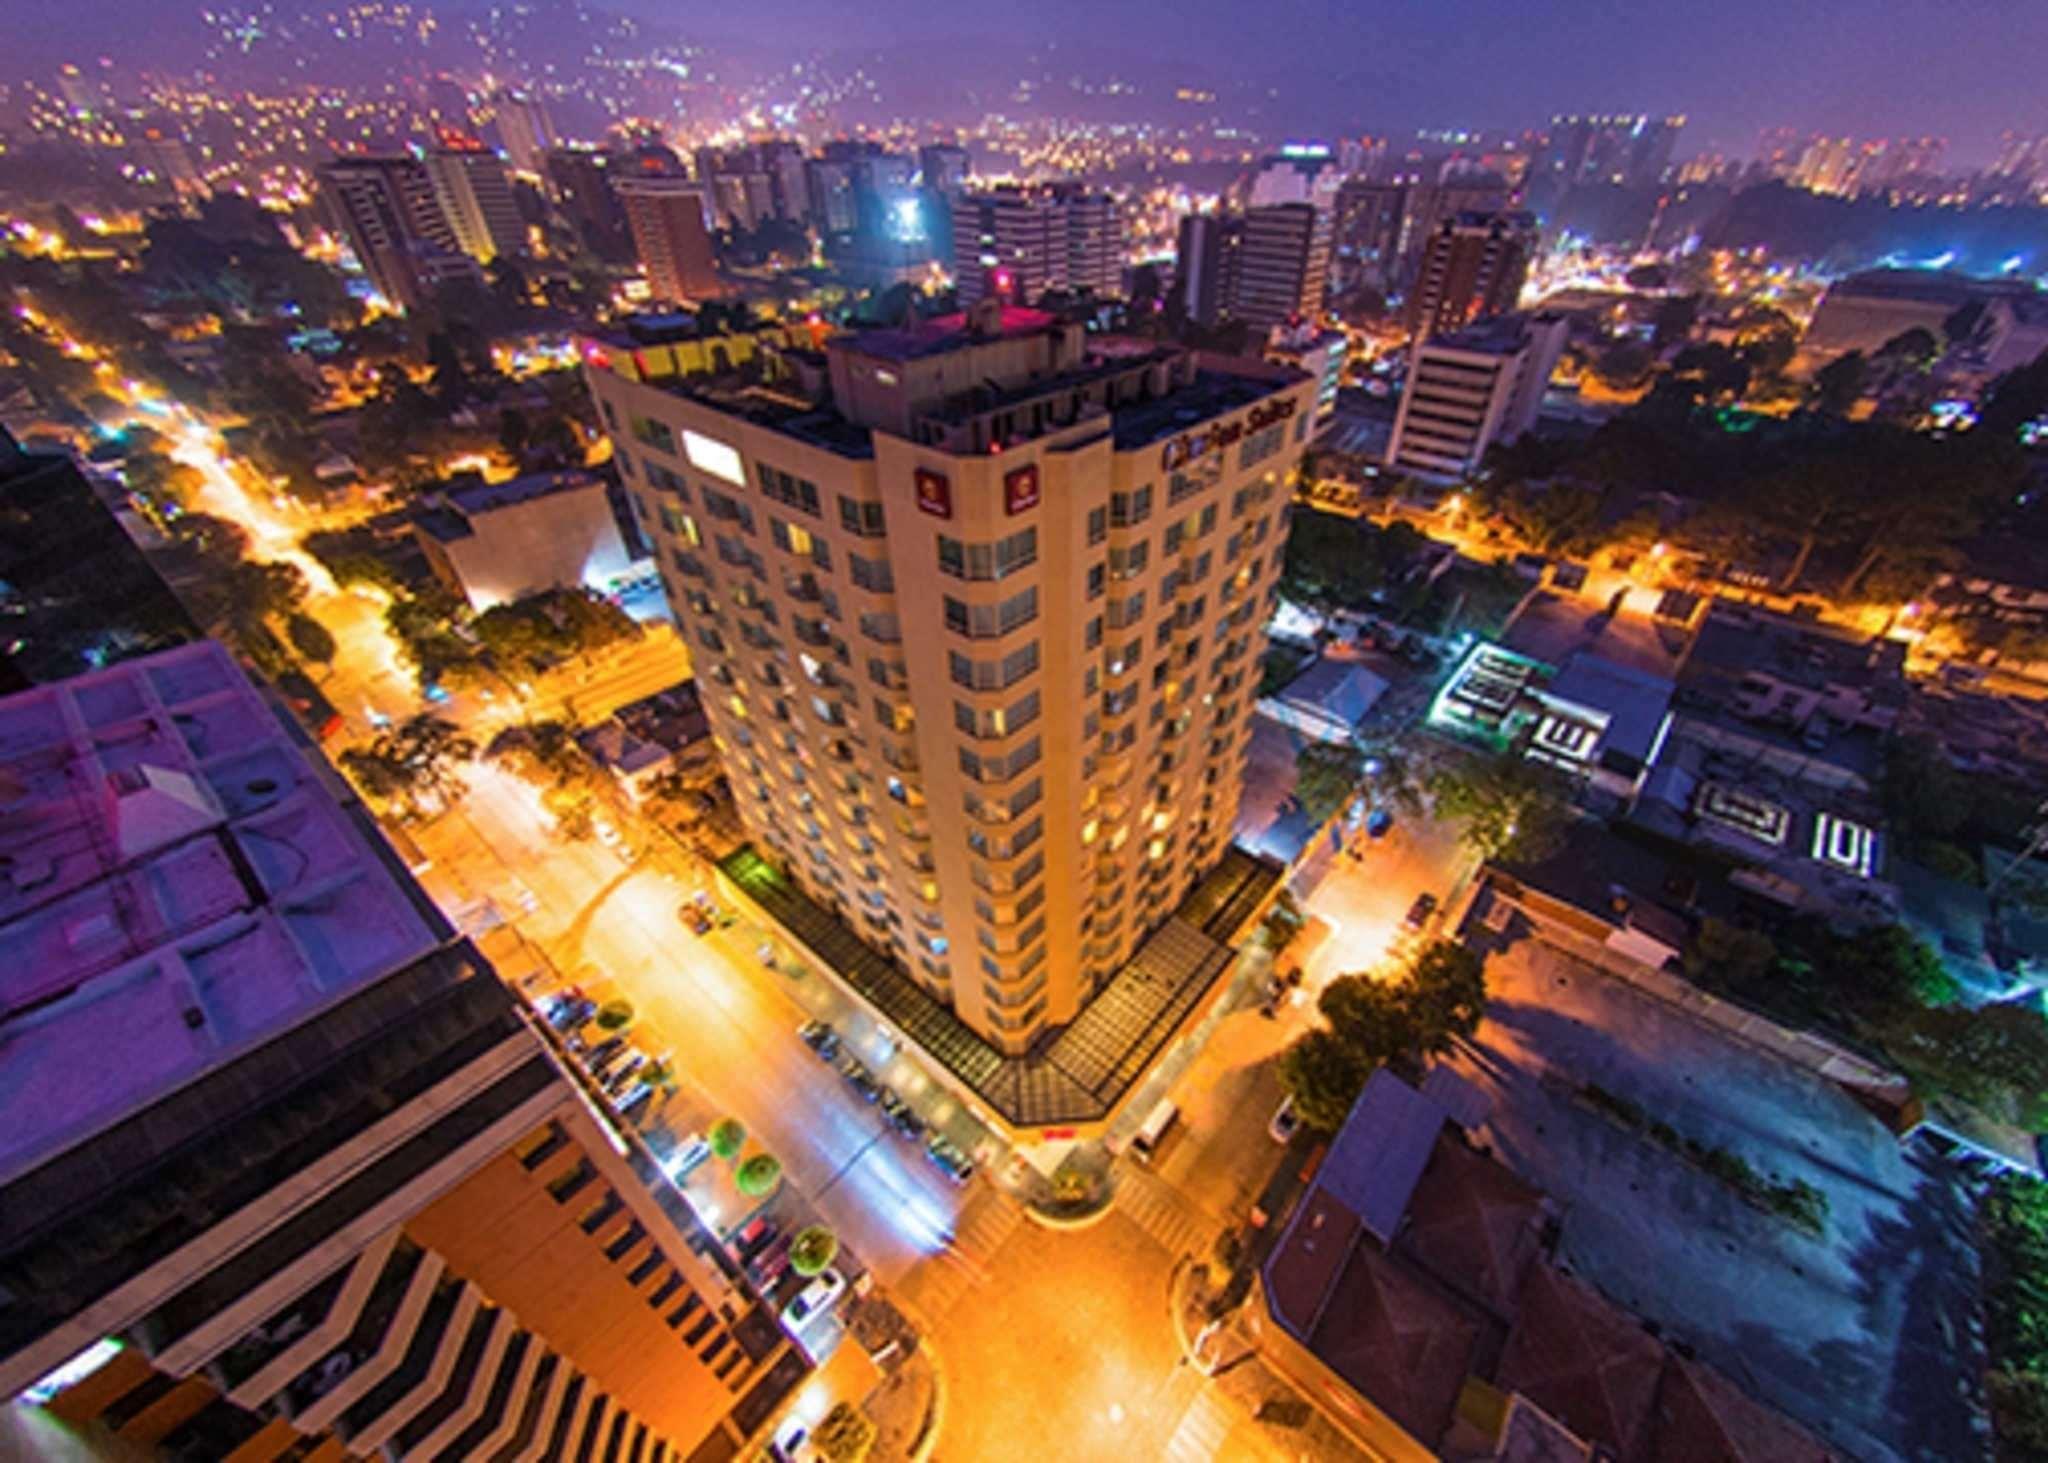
{"left": 1402, "top": 210, "right": 1536, "bottom": 341}
{"left": 1176, "top": 204, "right": 1330, "bottom": 331}
{"left": 580, "top": 304, "right": 1312, "bottom": 1056}
{"left": 0, "top": 643, "right": 801, "bottom": 1461}
{"left": 1386, "top": 313, "right": 1567, "bottom": 478}
{"left": 424, "top": 143, "right": 526, "bottom": 264}
{"left": 318, "top": 154, "right": 480, "bottom": 312}
{"left": 614, "top": 176, "right": 723, "bottom": 305}
{"left": 949, "top": 184, "right": 1122, "bottom": 306}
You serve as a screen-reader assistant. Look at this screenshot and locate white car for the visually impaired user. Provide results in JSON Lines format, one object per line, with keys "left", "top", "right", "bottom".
{"left": 780, "top": 1268, "right": 846, "bottom": 1330}
{"left": 1268, "top": 1096, "right": 1302, "bottom": 1145}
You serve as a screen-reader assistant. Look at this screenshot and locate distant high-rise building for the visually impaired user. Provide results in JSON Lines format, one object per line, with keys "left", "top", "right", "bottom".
{"left": 1248, "top": 145, "right": 1337, "bottom": 208}
{"left": 1232, "top": 203, "right": 1331, "bottom": 330}
{"left": 0, "top": 429, "right": 198, "bottom": 693}
{"left": 614, "top": 176, "right": 723, "bottom": 303}
{"left": 1793, "top": 136, "right": 1859, "bottom": 194}
{"left": 950, "top": 185, "right": 1122, "bottom": 306}
{"left": 1752, "top": 126, "right": 1806, "bottom": 180}
{"left": 1331, "top": 179, "right": 1409, "bottom": 292}
{"left": 544, "top": 145, "right": 634, "bottom": 261}
{"left": 129, "top": 123, "right": 207, "bottom": 200}
{"left": 1860, "top": 136, "right": 1948, "bottom": 191}
{"left": 755, "top": 139, "right": 811, "bottom": 223}
{"left": 1403, "top": 210, "right": 1536, "bottom": 340}
{"left": 424, "top": 142, "right": 526, "bottom": 263}
{"left": 806, "top": 158, "right": 859, "bottom": 236}
{"left": 318, "top": 153, "right": 479, "bottom": 310}
{"left": 1387, "top": 313, "right": 1569, "bottom": 478}
{"left": 1537, "top": 114, "right": 1684, "bottom": 190}
{"left": 918, "top": 143, "right": 972, "bottom": 193}
{"left": 1992, "top": 130, "right": 2048, "bottom": 182}
{"left": 1176, "top": 204, "right": 1329, "bottom": 330}
{"left": 1336, "top": 135, "right": 1389, "bottom": 178}
{"left": 0, "top": 640, "right": 807, "bottom": 1459}
{"left": 424, "top": 72, "right": 473, "bottom": 131}
{"left": 491, "top": 86, "right": 556, "bottom": 174}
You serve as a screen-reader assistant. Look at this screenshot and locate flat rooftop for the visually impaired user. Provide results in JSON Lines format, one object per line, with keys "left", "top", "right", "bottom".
{"left": 0, "top": 642, "right": 447, "bottom": 1185}
{"left": 849, "top": 305, "right": 1060, "bottom": 363}
{"left": 1111, "top": 367, "right": 1302, "bottom": 453}
{"left": 719, "top": 843, "right": 1279, "bottom": 1128}
{"left": 1502, "top": 591, "right": 1692, "bottom": 681}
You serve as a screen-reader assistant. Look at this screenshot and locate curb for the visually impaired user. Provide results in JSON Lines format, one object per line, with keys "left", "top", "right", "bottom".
{"left": 880, "top": 1289, "right": 947, "bottom": 1463}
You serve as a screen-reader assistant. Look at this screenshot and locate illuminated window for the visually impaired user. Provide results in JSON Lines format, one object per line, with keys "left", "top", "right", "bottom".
{"left": 682, "top": 427, "right": 744, "bottom": 485}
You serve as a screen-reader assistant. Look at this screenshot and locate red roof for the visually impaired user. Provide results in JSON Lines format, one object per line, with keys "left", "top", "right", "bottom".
{"left": 1308, "top": 1242, "right": 1485, "bottom": 1446}
{"left": 1650, "top": 1356, "right": 1835, "bottom": 1463}
{"left": 1496, "top": 1267, "right": 1665, "bottom": 1462}
{"left": 1398, "top": 1134, "right": 1548, "bottom": 1318}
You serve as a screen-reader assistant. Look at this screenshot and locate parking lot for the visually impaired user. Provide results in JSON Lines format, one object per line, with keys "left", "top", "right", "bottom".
{"left": 1445, "top": 934, "right": 1987, "bottom": 1462}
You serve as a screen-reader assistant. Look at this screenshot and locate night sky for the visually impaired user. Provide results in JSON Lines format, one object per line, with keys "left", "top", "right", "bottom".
{"left": 671, "top": 0, "right": 2048, "bottom": 161}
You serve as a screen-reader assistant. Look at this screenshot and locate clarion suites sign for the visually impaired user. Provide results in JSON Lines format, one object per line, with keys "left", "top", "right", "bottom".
{"left": 1159, "top": 396, "right": 1296, "bottom": 472}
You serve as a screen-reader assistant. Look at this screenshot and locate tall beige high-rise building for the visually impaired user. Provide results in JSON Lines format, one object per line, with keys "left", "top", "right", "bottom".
{"left": 580, "top": 304, "right": 1312, "bottom": 1056}
{"left": 424, "top": 143, "right": 526, "bottom": 264}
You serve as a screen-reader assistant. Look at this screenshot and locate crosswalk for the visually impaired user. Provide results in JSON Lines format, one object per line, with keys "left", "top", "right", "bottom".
{"left": 1162, "top": 1385, "right": 1239, "bottom": 1463}
{"left": 1113, "top": 1167, "right": 1220, "bottom": 1259}
{"left": 902, "top": 1189, "right": 1024, "bottom": 1316}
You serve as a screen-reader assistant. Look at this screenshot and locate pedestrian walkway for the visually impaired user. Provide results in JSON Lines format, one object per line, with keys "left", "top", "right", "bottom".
{"left": 899, "top": 1190, "right": 1024, "bottom": 1317}
{"left": 1114, "top": 1166, "right": 1220, "bottom": 1260}
{"left": 1162, "top": 1386, "right": 1237, "bottom": 1463}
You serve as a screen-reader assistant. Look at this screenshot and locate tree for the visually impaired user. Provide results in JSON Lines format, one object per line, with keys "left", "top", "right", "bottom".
{"left": 1683, "top": 917, "right": 1779, "bottom": 996}
{"left": 1278, "top": 1027, "right": 1371, "bottom": 1132}
{"left": 735, "top": 1152, "right": 782, "bottom": 1196}
{"left": 338, "top": 713, "right": 475, "bottom": 816}
{"left": 1651, "top": 293, "right": 1700, "bottom": 349}
{"left": 1873, "top": 1000, "right": 2048, "bottom": 1129}
{"left": 232, "top": 559, "right": 309, "bottom": 620}
{"left": 1589, "top": 340, "right": 1656, "bottom": 392}
{"left": 1293, "top": 741, "right": 1364, "bottom": 825}
{"left": 811, "top": 1402, "right": 876, "bottom": 1463}
{"left": 285, "top": 612, "right": 336, "bottom": 666}
{"left": 709, "top": 1117, "right": 745, "bottom": 1160}
{"left": 1427, "top": 750, "right": 1572, "bottom": 861}
{"left": 1832, "top": 923, "right": 1960, "bottom": 1013}
{"left": 1810, "top": 351, "right": 1868, "bottom": 415}
{"left": 789, "top": 1225, "right": 839, "bottom": 1277}
{"left": 1405, "top": 941, "right": 1487, "bottom": 1054}
{"left": 595, "top": 999, "right": 635, "bottom": 1031}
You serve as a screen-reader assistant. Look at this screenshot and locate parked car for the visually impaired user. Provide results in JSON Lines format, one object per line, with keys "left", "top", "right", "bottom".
{"left": 1268, "top": 1096, "right": 1302, "bottom": 1145}
{"left": 602, "top": 1052, "right": 647, "bottom": 1096}
{"left": 780, "top": 1268, "right": 847, "bottom": 1329}
{"left": 663, "top": 1132, "right": 712, "bottom": 1181}
{"left": 678, "top": 902, "right": 712, "bottom": 934}
{"left": 732, "top": 1215, "right": 780, "bottom": 1263}
{"left": 750, "top": 1232, "right": 796, "bottom": 1288}
{"left": 881, "top": 1091, "right": 925, "bottom": 1140}
{"left": 924, "top": 1135, "right": 975, "bottom": 1185}
{"left": 798, "top": 1019, "right": 840, "bottom": 1059}
{"left": 584, "top": 1036, "right": 628, "bottom": 1073}
{"left": 1365, "top": 808, "right": 1394, "bottom": 839}
{"left": 767, "top": 1418, "right": 808, "bottom": 1463}
{"left": 614, "top": 1082, "right": 655, "bottom": 1122}
{"left": 840, "top": 1062, "right": 882, "bottom": 1104}
{"left": 1404, "top": 892, "right": 1439, "bottom": 929}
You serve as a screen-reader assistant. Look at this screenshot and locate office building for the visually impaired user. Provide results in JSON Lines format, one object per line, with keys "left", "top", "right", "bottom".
{"left": 318, "top": 154, "right": 479, "bottom": 311}
{"left": 492, "top": 87, "right": 556, "bottom": 175}
{"left": 615, "top": 176, "right": 723, "bottom": 304}
{"left": 1176, "top": 205, "right": 1329, "bottom": 331}
{"left": 0, "top": 428, "right": 199, "bottom": 693}
{"left": 1330, "top": 178, "right": 1408, "bottom": 292}
{"left": 1793, "top": 135, "right": 1860, "bottom": 195}
{"left": 918, "top": 143, "right": 972, "bottom": 193}
{"left": 1247, "top": 144, "right": 1338, "bottom": 209}
{"left": 0, "top": 641, "right": 803, "bottom": 1461}
{"left": 1536, "top": 113, "right": 1685, "bottom": 190}
{"left": 424, "top": 142, "right": 526, "bottom": 264}
{"left": 1386, "top": 313, "right": 1567, "bottom": 478}
{"left": 950, "top": 185, "right": 1122, "bottom": 306}
{"left": 579, "top": 304, "right": 1313, "bottom": 1058}
{"left": 1265, "top": 323, "right": 1346, "bottom": 421}
{"left": 1403, "top": 210, "right": 1536, "bottom": 340}
{"left": 415, "top": 468, "right": 635, "bottom": 610}
{"left": 1402, "top": 172, "right": 1512, "bottom": 280}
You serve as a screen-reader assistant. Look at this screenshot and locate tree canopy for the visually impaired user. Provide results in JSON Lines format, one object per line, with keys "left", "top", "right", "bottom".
{"left": 1427, "top": 750, "right": 1573, "bottom": 861}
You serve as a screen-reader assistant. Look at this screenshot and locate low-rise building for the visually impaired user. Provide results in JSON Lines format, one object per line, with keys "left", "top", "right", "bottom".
{"left": 577, "top": 678, "right": 715, "bottom": 801}
{"left": 414, "top": 468, "right": 634, "bottom": 610}
{"left": 1258, "top": 1068, "right": 1833, "bottom": 1461}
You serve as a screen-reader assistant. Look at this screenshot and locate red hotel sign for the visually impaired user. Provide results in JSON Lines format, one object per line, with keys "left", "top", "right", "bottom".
{"left": 915, "top": 467, "right": 952, "bottom": 519}
{"left": 1004, "top": 463, "right": 1041, "bottom": 515}
{"left": 1159, "top": 395, "right": 1296, "bottom": 472}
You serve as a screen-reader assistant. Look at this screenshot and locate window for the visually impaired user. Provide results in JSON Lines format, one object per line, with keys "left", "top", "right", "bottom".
{"left": 771, "top": 516, "right": 830, "bottom": 570}
{"left": 849, "top": 553, "right": 895, "bottom": 593}
{"left": 1109, "top": 485, "right": 1153, "bottom": 526}
{"left": 615, "top": 448, "right": 635, "bottom": 479}
{"left": 1109, "top": 541, "right": 1149, "bottom": 579}
{"left": 953, "top": 689, "right": 1041, "bottom": 740}
{"left": 949, "top": 641, "right": 1039, "bottom": 689}
{"left": 944, "top": 586, "right": 1038, "bottom": 639}
{"left": 1085, "top": 615, "right": 1103, "bottom": 650}
{"left": 703, "top": 488, "right": 754, "bottom": 532}
{"left": 1087, "top": 505, "right": 1107, "bottom": 545}
{"left": 959, "top": 736, "right": 1041, "bottom": 783}
{"left": 937, "top": 527, "right": 1037, "bottom": 581}
{"left": 838, "top": 495, "right": 887, "bottom": 537}
{"left": 1237, "top": 421, "right": 1287, "bottom": 471}
{"left": 1086, "top": 562, "right": 1105, "bottom": 599}
{"left": 628, "top": 414, "right": 675, "bottom": 454}
{"left": 1106, "top": 589, "right": 1146, "bottom": 628}
{"left": 757, "top": 462, "right": 822, "bottom": 516}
